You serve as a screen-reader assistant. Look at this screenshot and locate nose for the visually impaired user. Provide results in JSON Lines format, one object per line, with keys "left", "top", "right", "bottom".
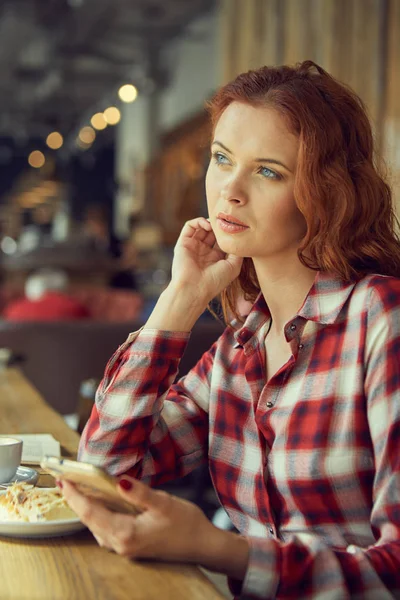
{"left": 221, "top": 172, "right": 248, "bottom": 205}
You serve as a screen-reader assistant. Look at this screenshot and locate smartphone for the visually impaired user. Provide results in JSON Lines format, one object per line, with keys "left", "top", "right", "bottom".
{"left": 40, "top": 456, "right": 142, "bottom": 515}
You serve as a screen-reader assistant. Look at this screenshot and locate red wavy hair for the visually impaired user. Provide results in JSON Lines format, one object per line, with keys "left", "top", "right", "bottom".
{"left": 206, "top": 60, "right": 400, "bottom": 323}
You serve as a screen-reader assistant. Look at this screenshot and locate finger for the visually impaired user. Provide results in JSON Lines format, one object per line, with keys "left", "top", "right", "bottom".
{"left": 117, "top": 477, "right": 161, "bottom": 512}
{"left": 198, "top": 229, "right": 217, "bottom": 247}
{"left": 183, "top": 218, "right": 212, "bottom": 238}
{"left": 62, "top": 481, "right": 136, "bottom": 550}
{"left": 176, "top": 218, "right": 212, "bottom": 245}
{"left": 62, "top": 480, "right": 113, "bottom": 527}
{"left": 93, "top": 532, "right": 111, "bottom": 550}
{"left": 192, "top": 228, "right": 217, "bottom": 248}
{"left": 62, "top": 481, "right": 140, "bottom": 557}
{"left": 209, "top": 240, "right": 228, "bottom": 261}
{"left": 189, "top": 216, "right": 212, "bottom": 230}
{"left": 212, "top": 239, "right": 224, "bottom": 253}
{"left": 192, "top": 227, "right": 208, "bottom": 242}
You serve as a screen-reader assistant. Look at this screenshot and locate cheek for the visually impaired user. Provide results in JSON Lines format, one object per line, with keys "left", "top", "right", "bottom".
{"left": 296, "top": 208, "right": 307, "bottom": 235}
{"left": 264, "top": 188, "right": 306, "bottom": 235}
{"left": 284, "top": 199, "right": 307, "bottom": 237}
{"left": 205, "top": 165, "right": 217, "bottom": 210}
{"left": 283, "top": 190, "right": 305, "bottom": 228}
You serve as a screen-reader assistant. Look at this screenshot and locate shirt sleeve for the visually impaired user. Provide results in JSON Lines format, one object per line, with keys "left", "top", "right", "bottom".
{"left": 78, "top": 327, "right": 218, "bottom": 484}
{"left": 230, "top": 278, "right": 400, "bottom": 600}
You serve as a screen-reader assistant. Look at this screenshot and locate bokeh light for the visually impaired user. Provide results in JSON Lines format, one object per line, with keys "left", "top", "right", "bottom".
{"left": 46, "top": 131, "right": 63, "bottom": 150}
{"left": 118, "top": 84, "right": 138, "bottom": 103}
{"left": 91, "top": 113, "right": 107, "bottom": 130}
{"left": 28, "top": 150, "right": 45, "bottom": 168}
{"left": 103, "top": 106, "right": 121, "bottom": 125}
{"left": 78, "top": 126, "right": 96, "bottom": 144}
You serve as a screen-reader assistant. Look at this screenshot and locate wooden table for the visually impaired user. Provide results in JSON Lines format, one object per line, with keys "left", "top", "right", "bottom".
{"left": 0, "top": 368, "right": 225, "bottom": 600}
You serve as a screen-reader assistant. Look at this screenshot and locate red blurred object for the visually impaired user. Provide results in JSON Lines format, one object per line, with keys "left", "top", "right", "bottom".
{"left": 3, "top": 291, "right": 90, "bottom": 321}
{"left": 1, "top": 287, "right": 143, "bottom": 323}
{"left": 72, "top": 288, "right": 143, "bottom": 322}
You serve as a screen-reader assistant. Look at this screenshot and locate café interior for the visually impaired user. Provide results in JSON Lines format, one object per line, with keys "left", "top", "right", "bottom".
{"left": 0, "top": 0, "right": 399, "bottom": 598}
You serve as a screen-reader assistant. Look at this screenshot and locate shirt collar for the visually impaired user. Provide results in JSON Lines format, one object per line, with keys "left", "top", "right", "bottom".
{"left": 233, "top": 271, "right": 356, "bottom": 347}
{"left": 298, "top": 271, "right": 356, "bottom": 324}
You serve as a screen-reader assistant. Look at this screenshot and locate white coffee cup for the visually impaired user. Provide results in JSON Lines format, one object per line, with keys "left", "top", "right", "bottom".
{"left": 0, "top": 437, "right": 23, "bottom": 483}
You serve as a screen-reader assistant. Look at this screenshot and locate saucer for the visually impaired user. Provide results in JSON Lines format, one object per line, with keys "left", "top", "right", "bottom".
{"left": 0, "top": 466, "right": 39, "bottom": 487}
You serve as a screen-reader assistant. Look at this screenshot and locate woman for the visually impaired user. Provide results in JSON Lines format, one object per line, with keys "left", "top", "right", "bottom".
{"left": 63, "top": 61, "right": 400, "bottom": 599}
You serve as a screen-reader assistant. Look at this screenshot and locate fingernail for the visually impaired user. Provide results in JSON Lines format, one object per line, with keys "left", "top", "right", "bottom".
{"left": 56, "top": 480, "right": 63, "bottom": 489}
{"left": 118, "top": 478, "right": 132, "bottom": 491}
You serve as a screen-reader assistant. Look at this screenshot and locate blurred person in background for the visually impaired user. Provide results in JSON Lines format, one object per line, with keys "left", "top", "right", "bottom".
{"left": 109, "top": 213, "right": 139, "bottom": 290}
{"left": 18, "top": 203, "right": 55, "bottom": 253}
{"left": 83, "top": 205, "right": 138, "bottom": 291}
{"left": 83, "top": 204, "right": 120, "bottom": 257}
{"left": 4, "top": 268, "right": 89, "bottom": 321}
{"left": 62, "top": 61, "right": 400, "bottom": 599}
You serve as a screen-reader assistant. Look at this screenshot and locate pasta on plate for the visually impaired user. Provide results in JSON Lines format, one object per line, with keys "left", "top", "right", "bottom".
{"left": 0, "top": 482, "right": 77, "bottom": 522}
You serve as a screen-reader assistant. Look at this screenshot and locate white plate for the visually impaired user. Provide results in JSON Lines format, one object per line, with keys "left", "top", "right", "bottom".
{"left": 0, "top": 466, "right": 39, "bottom": 487}
{"left": 0, "top": 488, "right": 86, "bottom": 538}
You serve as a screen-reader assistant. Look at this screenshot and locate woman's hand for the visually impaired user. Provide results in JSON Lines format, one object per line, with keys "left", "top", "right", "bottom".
{"left": 171, "top": 217, "right": 243, "bottom": 303}
{"left": 144, "top": 217, "right": 243, "bottom": 331}
{"left": 61, "top": 476, "right": 249, "bottom": 578}
{"left": 63, "top": 476, "right": 210, "bottom": 562}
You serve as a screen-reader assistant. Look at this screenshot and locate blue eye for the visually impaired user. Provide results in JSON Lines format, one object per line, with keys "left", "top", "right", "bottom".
{"left": 212, "top": 151, "right": 230, "bottom": 165}
{"left": 259, "top": 166, "right": 281, "bottom": 180}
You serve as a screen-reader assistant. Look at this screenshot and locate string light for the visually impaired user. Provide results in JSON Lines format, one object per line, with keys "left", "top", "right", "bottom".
{"left": 46, "top": 132, "right": 63, "bottom": 150}
{"left": 78, "top": 126, "right": 96, "bottom": 144}
{"left": 28, "top": 151, "right": 45, "bottom": 168}
{"left": 118, "top": 84, "right": 138, "bottom": 103}
{"left": 90, "top": 113, "right": 107, "bottom": 130}
{"left": 103, "top": 106, "right": 121, "bottom": 125}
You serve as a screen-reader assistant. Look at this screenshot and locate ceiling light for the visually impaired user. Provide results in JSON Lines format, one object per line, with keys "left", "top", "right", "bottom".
{"left": 103, "top": 106, "right": 121, "bottom": 125}
{"left": 46, "top": 131, "right": 63, "bottom": 150}
{"left": 78, "top": 126, "right": 96, "bottom": 144}
{"left": 28, "top": 151, "right": 45, "bottom": 169}
{"left": 90, "top": 113, "right": 107, "bottom": 130}
{"left": 118, "top": 84, "right": 138, "bottom": 103}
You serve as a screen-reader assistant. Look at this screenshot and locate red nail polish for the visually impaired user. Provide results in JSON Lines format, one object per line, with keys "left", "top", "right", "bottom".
{"left": 56, "top": 480, "right": 63, "bottom": 489}
{"left": 118, "top": 478, "right": 132, "bottom": 491}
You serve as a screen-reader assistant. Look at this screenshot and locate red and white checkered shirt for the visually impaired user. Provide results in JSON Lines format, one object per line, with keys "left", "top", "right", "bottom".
{"left": 79, "top": 272, "right": 400, "bottom": 599}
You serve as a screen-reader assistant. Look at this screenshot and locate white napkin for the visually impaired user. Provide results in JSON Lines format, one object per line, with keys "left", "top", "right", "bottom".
{"left": 12, "top": 434, "right": 61, "bottom": 465}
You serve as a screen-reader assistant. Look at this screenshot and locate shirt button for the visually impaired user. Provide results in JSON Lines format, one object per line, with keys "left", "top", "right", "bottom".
{"left": 290, "top": 323, "right": 296, "bottom": 331}
{"left": 298, "top": 343, "right": 304, "bottom": 349}
{"left": 266, "top": 401, "right": 273, "bottom": 408}
{"left": 269, "top": 527, "right": 274, "bottom": 535}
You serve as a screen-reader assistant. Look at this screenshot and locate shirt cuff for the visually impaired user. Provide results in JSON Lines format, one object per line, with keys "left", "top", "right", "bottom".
{"left": 106, "top": 327, "right": 190, "bottom": 365}
{"left": 236, "top": 537, "right": 280, "bottom": 599}
{"left": 125, "top": 327, "right": 191, "bottom": 353}
{"left": 100, "top": 327, "right": 191, "bottom": 394}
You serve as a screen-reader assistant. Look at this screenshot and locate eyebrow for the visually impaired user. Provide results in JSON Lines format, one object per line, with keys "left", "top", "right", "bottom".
{"left": 211, "top": 140, "right": 292, "bottom": 173}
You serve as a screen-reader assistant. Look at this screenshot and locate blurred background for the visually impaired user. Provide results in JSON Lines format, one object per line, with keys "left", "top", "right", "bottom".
{"left": 0, "top": 0, "right": 398, "bottom": 322}
{"left": 0, "top": 0, "right": 398, "bottom": 437}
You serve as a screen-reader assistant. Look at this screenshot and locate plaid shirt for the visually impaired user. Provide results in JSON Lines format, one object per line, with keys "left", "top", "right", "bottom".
{"left": 79, "top": 272, "right": 400, "bottom": 599}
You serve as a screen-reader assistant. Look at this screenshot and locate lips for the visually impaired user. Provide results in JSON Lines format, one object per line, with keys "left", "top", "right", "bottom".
{"left": 217, "top": 212, "right": 248, "bottom": 227}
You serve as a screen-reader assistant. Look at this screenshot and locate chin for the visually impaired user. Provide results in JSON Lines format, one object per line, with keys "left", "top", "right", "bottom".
{"left": 217, "top": 238, "right": 250, "bottom": 258}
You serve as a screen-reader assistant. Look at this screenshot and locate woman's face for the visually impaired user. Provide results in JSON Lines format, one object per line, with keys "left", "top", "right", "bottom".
{"left": 206, "top": 102, "right": 306, "bottom": 260}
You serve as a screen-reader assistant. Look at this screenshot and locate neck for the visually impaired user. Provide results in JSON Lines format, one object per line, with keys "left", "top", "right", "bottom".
{"left": 253, "top": 254, "right": 317, "bottom": 337}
